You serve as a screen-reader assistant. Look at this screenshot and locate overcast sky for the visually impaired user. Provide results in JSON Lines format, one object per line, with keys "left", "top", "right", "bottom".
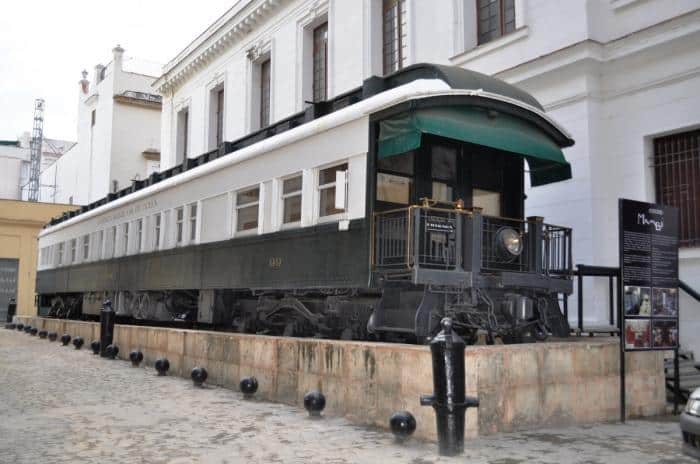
{"left": 0, "top": 1, "right": 236, "bottom": 142}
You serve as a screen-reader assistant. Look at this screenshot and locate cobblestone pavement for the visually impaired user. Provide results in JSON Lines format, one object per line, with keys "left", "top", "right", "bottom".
{"left": 0, "top": 329, "right": 693, "bottom": 464}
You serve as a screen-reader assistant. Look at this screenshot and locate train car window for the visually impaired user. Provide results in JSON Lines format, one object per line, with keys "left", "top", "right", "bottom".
{"left": 153, "top": 213, "right": 161, "bottom": 250}
{"left": 377, "top": 151, "right": 414, "bottom": 175}
{"left": 318, "top": 163, "right": 348, "bottom": 217}
{"left": 82, "top": 235, "right": 90, "bottom": 261}
{"left": 473, "top": 188, "right": 501, "bottom": 217}
{"left": 189, "top": 203, "right": 197, "bottom": 241}
{"left": 70, "top": 239, "right": 77, "bottom": 263}
{"left": 377, "top": 173, "right": 412, "bottom": 204}
{"left": 110, "top": 226, "right": 117, "bottom": 258}
{"left": 136, "top": 219, "right": 143, "bottom": 252}
{"left": 176, "top": 207, "right": 184, "bottom": 244}
{"left": 431, "top": 144, "right": 458, "bottom": 203}
{"left": 96, "top": 230, "right": 103, "bottom": 260}
{"left": 57, "top": 242, "right": 64, "bottom": 266}
{"left": 122, "top": 223, "right": 130, "bottom": 255}
{"left": 282, "top": 175, "right": 302, "bottom": 224}
{"left": 236, "top": 187, "right": 260, "bottom": 232}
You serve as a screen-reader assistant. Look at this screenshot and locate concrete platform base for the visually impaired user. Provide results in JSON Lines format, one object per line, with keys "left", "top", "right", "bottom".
{"left": 14, "top": 316, "right": 666, "bottom": 442}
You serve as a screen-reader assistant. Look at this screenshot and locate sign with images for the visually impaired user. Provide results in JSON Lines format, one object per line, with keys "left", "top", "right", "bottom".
{"left": 619, "top": 199, "right": 679, "bottom": 351}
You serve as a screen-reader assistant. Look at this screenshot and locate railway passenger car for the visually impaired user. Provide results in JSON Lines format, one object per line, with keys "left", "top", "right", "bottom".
{"left": 36, "top": 64, "right": 574, "bottom": 343}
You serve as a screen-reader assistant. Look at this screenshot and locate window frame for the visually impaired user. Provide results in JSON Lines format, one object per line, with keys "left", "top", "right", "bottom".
{"left": 57, "top": 242, "right": 64, "bottom": 266}
{"left": 280, "top": 173, "right": 303, "bottom": 228}
{"left": 476, "top": 0, "right": 516, "bottom": 46}
{"left": 382, "top": 0, "right": 408, "bottom": 75}
{"left": 175, "top": 207, "right": 185, "bottom": 245}
{"left": 82, "top": 234, "right": 90, "bottom": 261}
{"left": 260, "top": 58, "right": 272, "bottom": 128}
{"left": 317, "top": 161, "right": 349, "bottom": 222}
{"left": 189, "top": 202, "right": 198, "bottom": 243}
{"left": 235, "top": 185, "right": 261, "bottom": 235}
{"left": 70, "top": 238, "right": 77, "bottom": 264}
{"left": 153, "top": 212, "right": 162, "bottom": 250}
{"left": 312, "top": 21, "right": 329, "bottom": 102}
{"left": 136, "top": 218, "right": 143, "bottom": 253}
{"left": 122, "top": 222, "right": 129, "bottom": 256}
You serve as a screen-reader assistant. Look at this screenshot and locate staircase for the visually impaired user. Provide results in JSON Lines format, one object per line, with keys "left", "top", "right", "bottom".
{"left": 665, "top": 350, "right": 700, "bottom": 403}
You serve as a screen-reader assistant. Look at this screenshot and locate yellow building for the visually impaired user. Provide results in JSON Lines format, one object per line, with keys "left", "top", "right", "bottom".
{"left": 0, "top": 200, "right": 78, "bottom": 319}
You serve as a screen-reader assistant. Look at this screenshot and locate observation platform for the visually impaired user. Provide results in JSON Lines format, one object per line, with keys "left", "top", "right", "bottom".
{"left": 14, "top": 316, "right": 666, "bottom": 442}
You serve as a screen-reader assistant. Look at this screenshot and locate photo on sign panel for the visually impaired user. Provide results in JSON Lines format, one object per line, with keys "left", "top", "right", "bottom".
{"left": 624, "top": 319, "right": 651, "bottom": 349}
{"left": 652, "top": 320, "right": 678, "bottom": 349}
{"left": 652, "top": 287, "right": 678, "bottom": 317}
{"left": 624, "top": 286, "right": 651, "bottom": 316}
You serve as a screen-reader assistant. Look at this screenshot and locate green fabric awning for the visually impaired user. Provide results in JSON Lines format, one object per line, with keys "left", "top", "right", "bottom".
{"left": 378, "top": 106, "right": 572, "bottom": 186}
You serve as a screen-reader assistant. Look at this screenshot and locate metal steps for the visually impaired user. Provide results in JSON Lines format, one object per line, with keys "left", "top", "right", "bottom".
{"left": 665, "top": 352, "right": 700, "bottom": 403}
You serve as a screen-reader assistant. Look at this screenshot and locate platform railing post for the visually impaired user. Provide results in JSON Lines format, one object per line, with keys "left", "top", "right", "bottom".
{"left": 99, "top": 300, "right": 115, "bottom": 358}
{"left": 577, "top": 267, "right": 583, "bottom": 334}
{"left": 420, "top": 318, "right": 479, "bottom": 456}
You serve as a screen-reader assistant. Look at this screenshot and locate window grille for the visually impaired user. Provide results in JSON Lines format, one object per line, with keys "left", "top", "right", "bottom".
{"left": 313, "top": 22, "right": 328, "bottom": 102}
{"left": 653, "top": 129, "right": 700, "bottom": 247}
{"left": 477, "top": 0, "right": 515, "bottom": 45}
{"left": 382, "top": 0, "right": 407, "bottom": 74}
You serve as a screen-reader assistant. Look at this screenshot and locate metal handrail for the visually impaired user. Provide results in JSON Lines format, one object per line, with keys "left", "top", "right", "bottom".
{"left": 680, "top": 280, "right": 700, "bottom": 303}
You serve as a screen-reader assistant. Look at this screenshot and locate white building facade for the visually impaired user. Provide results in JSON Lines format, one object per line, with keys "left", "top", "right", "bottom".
{"left": 0, "top": 136, "right": 74, "bottom": 201}
{"left": 154, "top": 0, "right": 700, "bottom": 351}
{"left": 40, "top": 46, "right": 162, "bottom": 205}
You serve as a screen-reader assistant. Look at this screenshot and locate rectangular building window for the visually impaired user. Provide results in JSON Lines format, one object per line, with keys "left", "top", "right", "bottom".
{"left": 57, "top": 242, "right": 64, "bottom": 266}
{"left": 91, "top": 109, "right": 96, "bottom": 127}
{"left": 153, "top": 213, "right": 161, "bottom": 249}
{"left": 215, "top": 88, "right": 224, "bottom": 147}
{"left": 236, "top": 186, "right": 260, "bottom": 232}
{"left": 176, "top": 207, "right": 184, "bottom": 244}
{"left": 654, "top": 130, "right": 700, "bottom": 247}
{"left": 282, "top": 175, "right": 303, "bottom": 224}
{"left": 477, "top": 0, "right": 515, "bottom": 45}
{"left": 82, "top": 235, "right": 90, "bottom": 260}
{"left": 313, "top": 22, "right": 328, "bottom": 102}
{"left": 136, "top": 218, "right": 143, "bottom": 252}
{"left": 260, "top": 59, "right": 271, "bottom": 127}
{"left": 318, "top": 163, "right": 348, "bottom": 217}
{"left": 176, "top": 108, "right": 189, "bottom": 164}
{"left": 189, "top": 203, "right": 197, "bottom": 241}
{"left": 122, "top": 223, "right": 129, "bottom": 255}
{"left": 383, "top": 0, "right": 407, "bottom": 74}
{"left": 70, "top": 239, "right": 77, "bottom": 263}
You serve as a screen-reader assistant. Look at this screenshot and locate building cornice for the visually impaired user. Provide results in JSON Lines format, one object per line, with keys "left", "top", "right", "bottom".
{"left": 154, "top": 0, "right": 288, "bottom": 94}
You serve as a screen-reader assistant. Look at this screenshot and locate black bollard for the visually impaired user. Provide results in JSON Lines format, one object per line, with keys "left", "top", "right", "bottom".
{"left": 99, "top": 300, "right": 115, "bottom": 358}
{"left": 38, "top": 330, "right": 47, "bottom": 339}
{"left": 129, "top": 350, "right": 143, "bottom": 367}
{"left": 155, "top": 358, "right": 170, "bottom": 376}
{"left": 390, "top": 411, "right": 417, "bottom": 442}
{"left": 48, "top": 332, "right": 57, "bottom": 342}
{"left": 24, "top": 325, "right": 32, "bottom": 333}
{"left": 30, "top": 327, "right": 38, "bottom": 336}
{"left": 105, "top": 344, "right": 119, "bottom": 359}
{"left": 90, "top": 340, "right": 101, "bottom": 354}
{"left": 420, "top": 318, "right": 479, "bottom": 457}
{"left": 73, "top": 336, "right": 84, "bottom": 350}
{"left": 5, "top": 323, "right": 15, "bottom": 330}
{"left": 6, "top": 297, "right": 16, "bottom": 323}
{"left": 60, "top": 334, "right": 71, "bottom": 346}
{"left": 303, "top": 391, "right": 326, "bottom": 418}
{"left": 191, "top": 367, "right": 208, "bottom": 387}
{"left": 16, "top": 323, "right": 24, "bottom": 331}
{"left": 240, "top": 377, "right": 258, "bottom": 399}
